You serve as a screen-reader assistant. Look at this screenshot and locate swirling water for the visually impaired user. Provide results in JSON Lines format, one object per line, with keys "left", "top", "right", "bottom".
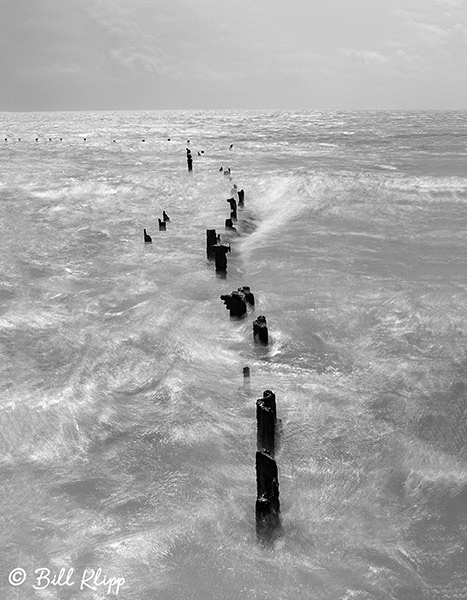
{"left": 1, "top": 110, "right": 467, "bottom": 600}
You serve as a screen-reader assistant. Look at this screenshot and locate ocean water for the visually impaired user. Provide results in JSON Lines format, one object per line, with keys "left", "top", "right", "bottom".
{"left": 1, "top": 110, "right": 466, "bottom": 600}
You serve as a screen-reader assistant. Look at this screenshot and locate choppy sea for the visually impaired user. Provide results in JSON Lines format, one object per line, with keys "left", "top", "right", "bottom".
{"left": 1, "top": 110, "right": 466, "bottom": 600}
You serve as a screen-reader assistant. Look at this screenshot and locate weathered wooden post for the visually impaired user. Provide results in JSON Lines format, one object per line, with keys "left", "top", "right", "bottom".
{"left": 253, "top": 316, "right": 268, "bottom": 344}
{"left": 256, "top": 389, "right": 280, "bottom": 539}
{"left": 144, "top": 229, "right": 152, "bottom": 243}
{"left": 206, "top": 229, "right": 218, "bottom": 257}
{"left": 186, "top": 148, "right": 193, "bottom": 172}
{"left": 238, "top": 189, "right": 245, "bottom": 207}
{"left": 227, "top": 197, "right": 237, "bottom": 216}
{"left": 225, "top": 218, "right": 236, "bottom": 230}
{"left": 158, "top": 218, "right": 166, "bottom": 231}
{"left": 220, "top": 290, "right": 247, "bottom": 317}
{"left": 163, "top": 211, "right": 170, "bottom": 222}
{"left": 220, "top": 286, "right": 254, "bottom": 317}
{"left": 238, "top": 286, "right": 254, "bottom": 306}
{"left": 256, "top": 390, "right": 276, "bottom": 455}
{"left": 213, "top": 243, "right": 230, "bottom": 272}
{"left": 255, "top": 450, "right": 280, "bottom": 535}
{"left": 243, "top": 366, "right": 250, "bottom": 378}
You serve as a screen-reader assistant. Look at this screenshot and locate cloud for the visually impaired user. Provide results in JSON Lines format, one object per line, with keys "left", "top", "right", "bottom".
{"left": 340, "top": 49, "right": 391, "bottom": 68}
{"left": 1, "top": 0, "right": 467, "bottom": 109}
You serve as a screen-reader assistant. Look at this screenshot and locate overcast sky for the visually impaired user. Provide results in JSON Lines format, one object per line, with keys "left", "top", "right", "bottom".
{"left": 1, "top": 0, "right": 466, "bottom": 111}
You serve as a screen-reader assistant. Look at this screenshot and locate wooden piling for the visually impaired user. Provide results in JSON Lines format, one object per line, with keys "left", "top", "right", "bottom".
{"left": 220, "top": 290, "right": 247, "bottom": 317}
{"left": 255, "top": 389, "right": 280, "bottom": 540}
{"left": 213, "top": 244, "right": 230, "bottom": 272}
{"left": 255, "top": 451, "right": 280, "bottom": 537}
{"left": 158, "top": 219, "right": 166, "bottom": 231}
{"left": 206, "top": 229, "right": 218, "bottom": 257}
{"left": 238, "top": 286, "right": 255, "bottom": 305}
{"left": 256, "top": 390, "right": 276, "bottom": 455}
{"left": 186, "top": 148, "right": 193, "bottom": 172}
{"left": 253, "top": 316, "right": 268, "bottom": 344}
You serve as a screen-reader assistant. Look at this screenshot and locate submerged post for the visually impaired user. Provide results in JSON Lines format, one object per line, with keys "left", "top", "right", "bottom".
{"left": 220, "top": 290, "right": 247, "bottom": 317}
{"left": 238, "top": 286, "right": 254, "bottom": 305}
{"left": 206, "top": 229, "right": 217, "bottom": 257}
{"left": 213, "top": 243, "right": 230, "bottom": 272}
{"left": 253, "top": 316, "right": 268, "bottom": 344}
{"left": 255, "top": 452, "right": 280, "bottom": 538}
{"left": 255, "top": 390, "right": 280, "bottom": 540}
{"left": 256, "top": 390, "right": 276, "bottom": 455}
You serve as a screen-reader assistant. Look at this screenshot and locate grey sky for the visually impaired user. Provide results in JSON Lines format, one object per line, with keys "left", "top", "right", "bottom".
{"left": 1, "top": 0, "right": 466, "bottom": 111}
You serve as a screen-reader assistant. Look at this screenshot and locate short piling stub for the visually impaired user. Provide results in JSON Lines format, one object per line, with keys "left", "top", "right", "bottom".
{"left": 238, "top": 286, "right": 255, "bottom": 305}
{"left": 220, "top": 290, "right": 247, "bottom": 318}
{"left": 163, "top": 211, "right": 170, "bottom": 222}
{"left": 253, "top": 316, "right": 268, "bottom": 344}
{"left": 206, "top": 229, "right": 217, "bottom": 257}
{"left": 255, "top": 451, "right": 280, "bottom": 541}
{"left": 213, "top": 243, "right": 230, "bottom": 272}
{"left": 256, "top": 391, "right": 276, "bottom": 456}
{"left": 243, "top": 366, "right": 250, "bottom": 378}
{"left": 158, "top": 218, "right": 166, "bottom": 231}
{"left": 144, "top": 229, "right": 152, "bottom": 243}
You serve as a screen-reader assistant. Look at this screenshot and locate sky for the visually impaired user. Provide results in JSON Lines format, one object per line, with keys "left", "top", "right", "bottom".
{"left": 1, "top": 0, "right": 466, "bottom": 111}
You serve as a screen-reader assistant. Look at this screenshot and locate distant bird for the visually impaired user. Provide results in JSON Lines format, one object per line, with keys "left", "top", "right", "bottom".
{"left": 163, "top": 211, "right": 170, "bottom": 222}
{"left": 83, "top": 137, "right": 86, "bottom": 141}
{"left": 167, "top": 138, "right": 171, "bottom": 141}
{"left": 142, "top": 139, "right": 145, "bottom": 142}
{"left": 187, "top": 139, "right": 190, "bottom": 144}
{"left": 144, "top": 229, "right": 152, "bottom": 243}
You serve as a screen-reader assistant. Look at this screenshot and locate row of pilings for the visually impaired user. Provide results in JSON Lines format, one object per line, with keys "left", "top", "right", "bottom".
{"left": 202, "top": 155, "right": 281, "bottom": 544}
{"left": 141, "top": 146, "right": 282, "bottom": 544}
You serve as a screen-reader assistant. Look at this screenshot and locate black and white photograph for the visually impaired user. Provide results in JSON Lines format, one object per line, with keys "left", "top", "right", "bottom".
{"left": 1, "top": 1, "right": 466, "bottom": 599}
